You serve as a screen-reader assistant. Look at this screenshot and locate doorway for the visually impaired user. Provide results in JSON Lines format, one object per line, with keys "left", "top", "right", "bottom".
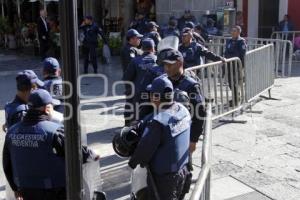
{"left": 258, "top": 0, "right": 279, "bottom": 38}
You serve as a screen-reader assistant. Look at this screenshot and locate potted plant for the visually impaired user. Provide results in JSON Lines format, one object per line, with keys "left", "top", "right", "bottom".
{"left": 109, "top": 35, "right": 122, "bottom": 56}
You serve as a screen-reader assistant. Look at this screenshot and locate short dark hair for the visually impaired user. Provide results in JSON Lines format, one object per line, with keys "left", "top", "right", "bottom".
{"left": 17, "top": 82, "right": 32, "bottom": 92}
{"left": 233, "top": 25, "right": 242, "bottom": 33}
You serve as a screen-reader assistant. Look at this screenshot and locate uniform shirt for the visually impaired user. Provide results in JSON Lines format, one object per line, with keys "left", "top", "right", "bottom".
{"left": 4, "top": 96, "right": 28, "bottom": 129}
{"left": 179, "top": 41, "right": 223, "bottom": 68}
{"left": 79, "top": 23, "right": 106, "bottom": 48}
{"left": 121, "top": 43, "right": 142, "bottom": 72}
{"left": 169, "top": 73, "right": 206, "bottom": 143}
{"left": 225, "top": 37, "right": 247, "bottom": 64}
{"left": 161, "top": 27, "right": 180, "bottom": 39}
{"left": 43, "top": 76, "right": 63, "bottom": 98}
{"left": 3, "top": 111, "right": 98, "bottom": 191}
{"left": 123, "top": 52, "right": 158, "bottom": 100}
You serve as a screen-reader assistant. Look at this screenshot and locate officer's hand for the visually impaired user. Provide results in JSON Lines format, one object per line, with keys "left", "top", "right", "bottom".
{"left": 221, "top": 57, "right": 226, "bottom": 64}
{"left": 2, "top": 124, "right": 7, "bottom": 133}
{"left": 189, "top": 142, "right": 197, "bottom": 153}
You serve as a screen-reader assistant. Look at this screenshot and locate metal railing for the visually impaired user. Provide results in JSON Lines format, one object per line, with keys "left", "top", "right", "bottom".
{"left": 208, "top": 36, "right": 293, "bottom": 77}
{"left": 271, "top": 31, "right": 300, "bottom": 45}
{"left": 190, "top": 103, "right": 212, "bottom": 200}
{"left": 186, "top": 57, "right": 244, "bottom": 120}
{"left": 245, "top": 44, "right": 275, "bottom": 102}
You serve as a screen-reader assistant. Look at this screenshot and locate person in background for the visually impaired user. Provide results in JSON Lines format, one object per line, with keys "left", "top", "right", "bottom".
{"left": 194, "top": 24, "right": 209, "bottom": 42}
{"left": 42, "top": 57, "right": 63, "bottom": 113}
{"left": 130, "top": 13, "right": 149, "bottom": 35}
{"left": 179, "top": 28, "right": 225, "bottom": 68}
{"left": 277, "top": 14, "right": 294, "bottom": 32}
{"left": 161, "top": 16, "right": 180, "bottom": 39}
{"left": 178, "top": 10, "right": 197, "bottom": 31}
{"left": 37, "top": 9, "right": 50, "bottom": 60}
{"left": 143, "top": 21, "right": 161, "bottom": 48}
{"left": 224, "top": 26, "right": 247, "bottom": 107}
{"left": 80, "top": 16, "right": 107, "bottom": 74}
{"left": 3, "top": 70, "right": 44, "bottom": 132}
{"left": 206, "top": 18, "right": 219, "bottom": 36}
{"left": 184, "top": 21, "right": 206, "bottom": 46}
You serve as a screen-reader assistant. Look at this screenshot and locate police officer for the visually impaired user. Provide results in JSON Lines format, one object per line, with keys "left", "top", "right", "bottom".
{"left": 3, "top": 89, "right": 99, "bottom": 200}
{"left": 42, "top": 57, "right": 64, "bottom": 113}
{"left": 123, "top": 38, "right": 162, "bottom": 125}
{"left": 160, "top": 17, "right": 180, "bottom": 39}
{"left": 185, "top": 21, "right": 206, "bottom": 46}
{"left": 130, "top": 13, "right": 149, "bottom": 35}
{"left": 80, "top": 16, "right": 106, "bottom": 74}
{"left": 3, "top": 70, "right": 44, "bottom": 132}
{"left": 129, "top": 76, "right": 191, "bottom": 200}
{"left": 143, "top": 21, "right": 161, "bottom": 48}
{"left": 162, "top": 49, "right": 206, "bottom": 154}
{"left": 121, "top": 29, "right": 143, "bottom": 73}
{"left": 179, "top": 27, "right": 225, "bottom": 68}
{"left": 224, "top": 26, "right": 247, "bottom": 106}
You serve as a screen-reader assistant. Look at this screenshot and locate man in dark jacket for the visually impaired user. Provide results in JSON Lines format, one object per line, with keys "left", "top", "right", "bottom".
{"left": 37, "top": 9, "right": 50, "bottom": 60}
{"left": 80, "top": 16, "right": 106, "bottom": 74}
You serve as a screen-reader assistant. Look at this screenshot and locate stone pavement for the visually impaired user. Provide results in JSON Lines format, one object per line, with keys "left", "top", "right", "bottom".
{"left": 0, "top": 52, "right": 300, "bottom": 200}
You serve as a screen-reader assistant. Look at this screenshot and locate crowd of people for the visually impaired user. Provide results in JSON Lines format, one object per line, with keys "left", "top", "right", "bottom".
{"left": 1, "top": 9, "right": 248, "bottom": 200}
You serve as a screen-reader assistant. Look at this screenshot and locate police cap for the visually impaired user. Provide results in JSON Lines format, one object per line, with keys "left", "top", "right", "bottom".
{"left": 162, "top": 49, "right": 184, "bottom": 64}
{"left": 43, "top": 57, "right": 60, "bottom": 71}
{"left": 127, "top": 29, "right": 143, "bottom": 39}
{"left": 16, "top": 70, "right": 44, "bottom": 88}
{"left": 142, "top": 38, "right": 155, "bottom": 49}
{"left": 28, "top": 89, "right": 60, "bottom": 108}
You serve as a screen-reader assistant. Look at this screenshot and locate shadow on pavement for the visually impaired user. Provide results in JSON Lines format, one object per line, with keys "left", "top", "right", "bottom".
{"left": 87, "top": 127, "right": 122, "bottom": 145}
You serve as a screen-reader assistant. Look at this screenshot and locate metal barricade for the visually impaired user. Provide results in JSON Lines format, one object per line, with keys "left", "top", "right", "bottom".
{"left": 209, "top": 35, "right": 293, "bottom": 77}
{"left": 186, "top": 57, "right": 244, "bottom": 120}
{"left": 271, "top": 31, "right": 300, "bottom": 45}
{"left": 190, "top": 103, "right": 212, "bottom": 200}
{"left": 245, "top": 44, "right": 275, "bottom": 102}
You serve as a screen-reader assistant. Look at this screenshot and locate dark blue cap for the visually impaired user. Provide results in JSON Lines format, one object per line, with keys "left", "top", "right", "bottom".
{"left": 85, "top": 15, "right": 93, "bottom": 20}
{"left": 142, "top": 38, "right": 155, "bottom": 49}
{"left": 162, "top": 49, "right": 184, "bottom": 64}
{"left": 127, "top": 29, "right": 143, "bottom": 39}
{"left": 28, "top": 89, "right": 60, "bottom": 108}
{"left": 43, "top": 57, "right": 60, "bottom": 71}
{"left": 185, "top": 21, "right": 195, "bottom": 29}
{"left": 182, "top": 27, "right": 193, "bottom": 35}
{"left": 147, "top": 76, "right": 173, "bottom": 96}
{"left": 16, "top": 70, "right": 44, "bottom": 87}
{"left": 147, "top": 21, "right": 159, "bottom": 29}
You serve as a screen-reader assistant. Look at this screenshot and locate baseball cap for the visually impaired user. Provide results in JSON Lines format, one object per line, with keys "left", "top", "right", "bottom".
{"left": 147, "top": 76, "right": 174, "bottom": 96}
{"left": 142, "top": 38, "right": 155, "bottom": 49}
{"left": 147, "top": 21, "right": 159, "bottom": 29}
{"left": 182, "top": 27, "right": 193, "bottom": 35}
{"left": 43, "top": 57, "right": 60, "bottom": 71}
{"left": 16, "top": 70, "right": 44, "bottom": 87}
{"left": 85, "top": 15, "right": 93, "bottom": 20}
{"left": 162, "top": 49, "right": 184, "bottom": 64}
{"left": 127, "top": 29, "right": 143, "bottom": 39}
{"left": 28, "top": 89, "right": 60, "bottom": 108}
{"left": 185, "top": 21, "right": 195, "bottom": 29}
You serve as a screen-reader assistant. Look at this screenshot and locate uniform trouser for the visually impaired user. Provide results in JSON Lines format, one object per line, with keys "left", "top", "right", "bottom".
{"left": 147, "top": 167, "right": 190, "bottom": 200}
{"left": 227, "top": 66, "right": 241, "bottom": 105}
{"left": 124, "top": 96, "right": 135, "bottom": 126}
{"left": 83, "top": 46, "right": 98, "bottom": 74}
{"left": 39, "top": 39, "right": 49, "bottom": 60}
{"left": 19, "top": 188, "right": 66, "bottom": 200}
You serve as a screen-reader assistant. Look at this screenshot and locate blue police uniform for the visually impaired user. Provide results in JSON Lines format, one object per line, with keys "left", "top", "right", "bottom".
{"left": 225, "top": 37, "right": 247, "bottom": 63}
{"left": 3, "top": 89, "right": 98, "bottom": 200}
{"left": 44, "top": 76, "right": 63, "bottom": 97}
{"left": 162, "top": 50, "right": 206, "bottom": 143}
{"left": 179, "top": 41, "right": 223, "bottom": 68}
{"left": 225, "top": 37, "right": 247, "bottom": 105}
{"left": 4, "top": 96, "right": 28, "bottom": 129}
{"left": 121, "top": 29, "right": 143, "bottom": 73}
{"left": 80, "top": 21, "right": 106, "bottom": 74}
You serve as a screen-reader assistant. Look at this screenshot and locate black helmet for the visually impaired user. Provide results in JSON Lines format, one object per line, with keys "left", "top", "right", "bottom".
{"left": 112, "top": 127, "right": 140, "bottom": 158}
{"left": 174, "top": 89, "right": 190, "bottom": 109}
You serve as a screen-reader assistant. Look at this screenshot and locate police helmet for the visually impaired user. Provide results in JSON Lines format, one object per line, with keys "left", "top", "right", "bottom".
{"left": 112, "top": 127, "right": 140, "bottom": 158}
{"left": 174, "top": 89, "right": 190, "bottom": 109}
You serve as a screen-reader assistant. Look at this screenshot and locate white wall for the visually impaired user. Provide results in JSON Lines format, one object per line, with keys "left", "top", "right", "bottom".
{"left": 248, "top": 0, "right": 259, "bottom": 37}
{"left": 278, "top": 0, "right": 288, "bottom": 22}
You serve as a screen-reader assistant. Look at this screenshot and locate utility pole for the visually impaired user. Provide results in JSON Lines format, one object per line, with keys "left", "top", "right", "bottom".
{"left": 59, "top": 0, "right": 83, "bottom": 199}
